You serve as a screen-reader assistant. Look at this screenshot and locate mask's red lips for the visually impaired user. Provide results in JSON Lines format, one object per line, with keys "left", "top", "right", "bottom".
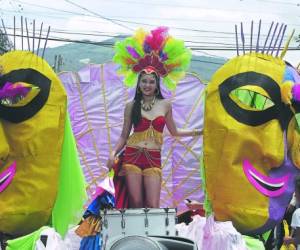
{"left": 0, "top": 161, "right": 16, "bottom": 193}
{"left": 243, "top": 159, "right": 289, "bottom": 197}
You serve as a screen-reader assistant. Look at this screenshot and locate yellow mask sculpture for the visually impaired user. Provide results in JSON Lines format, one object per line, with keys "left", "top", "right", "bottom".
{"left": 0, "top": 50, "right": 67, "bottom": 236}
{"left": 204, "top": 52, "right": 300, "bottom": 235}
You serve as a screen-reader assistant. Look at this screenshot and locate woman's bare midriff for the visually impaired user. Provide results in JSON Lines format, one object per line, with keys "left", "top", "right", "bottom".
{"left": 127, "top": 140, "right": 161, "bottom": 150}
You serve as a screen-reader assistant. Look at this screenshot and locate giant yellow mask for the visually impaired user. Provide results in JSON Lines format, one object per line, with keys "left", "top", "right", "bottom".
{"left": 204, "top": 52, "right": 300, "bottom": 235}
{"left": 0, "top": 50, "right": 67, "bottom": 236}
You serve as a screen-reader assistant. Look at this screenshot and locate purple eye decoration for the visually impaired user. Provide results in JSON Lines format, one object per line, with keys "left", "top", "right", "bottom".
{"left": 0, "top": 82, "right": 31, "bottom": 105}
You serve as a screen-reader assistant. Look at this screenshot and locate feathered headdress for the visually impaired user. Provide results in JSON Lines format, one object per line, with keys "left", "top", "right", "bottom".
{"left": 113, "top": 27, "right": 191, "bottom": 90}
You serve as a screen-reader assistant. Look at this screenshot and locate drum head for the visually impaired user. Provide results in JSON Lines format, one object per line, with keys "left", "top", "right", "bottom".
{"left": 110, "top": 235, "right": 163, "bottom": 250}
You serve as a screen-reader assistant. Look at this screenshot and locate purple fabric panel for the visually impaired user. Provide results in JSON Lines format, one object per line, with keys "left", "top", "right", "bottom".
{"left": 60, "top": 64, "right": 205, "bottom": 210}
{"left": 161, "top": 74, "right": 205, "bottom": 210}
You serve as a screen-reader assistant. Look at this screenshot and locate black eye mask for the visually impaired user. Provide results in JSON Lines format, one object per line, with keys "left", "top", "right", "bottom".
{"left": 0, "top": 68, "right": 51, "bottom": 123}
{"left": 219, "top": 71, "right": 293, "bottom": 130}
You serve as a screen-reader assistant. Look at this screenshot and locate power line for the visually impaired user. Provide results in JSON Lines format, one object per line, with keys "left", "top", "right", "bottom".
{"left": 5, "top": 25, "right": 282, "bottom": 48}
{"left": 2, "top": 0, "right": 300, "bottom": 45}
{"left": 3, "top": 8, "right": 299, "bottom": 39}
{"left": 1, "top": 11, "right": 236, "bottom": 36}
{"left": 191, "top": 58, "right": 225, "bottom": 65}
{"left": 4, "top": 31, "right": 300, "bottom": 51}
{"left": 3, "top": 13, "right": 299, "bottom": 52}
{"left": 6, "top": 4, "right": 300, "bottom": 31}
{"left": 4, "top": 4, "right": 294, "bottom": 36}
{"left": 2, "top": 16, "right": 278, "bottom": 42}
{"left": 5, "top": 8, "right": 300, "bottom": 32}
{"left": 5, "top": 25, "right": 124, "bottom": 38}
{"left": 63, "top": 0, "right": 134, "bottom": 31}
{"left": 2, "top": 13, "right": 299, "bottom": 51}
{"left": 109, "top": 16, "right": 300, "bottom": 28}
{"left": 0, "top": 19, "right": 257, "bottom": 43}
{"left": 1, "top": 11, "right": 298, "bottom": 39}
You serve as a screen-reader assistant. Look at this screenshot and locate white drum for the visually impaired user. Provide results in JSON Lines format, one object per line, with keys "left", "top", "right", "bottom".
{"left": 100, "top": 208, "right": 177, "bottom": 247}
{"left": 104, "top": 235, "right": 198, "bottom": 250}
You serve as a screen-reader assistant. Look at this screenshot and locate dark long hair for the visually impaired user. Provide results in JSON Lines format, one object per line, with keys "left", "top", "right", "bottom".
{"left": 131, "top": 72, "right": 164, "bottom": 126}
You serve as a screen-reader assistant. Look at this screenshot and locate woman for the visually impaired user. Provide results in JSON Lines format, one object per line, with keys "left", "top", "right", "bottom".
{"left": 108, "top": 26, "right": 201, "bottom": 208}
{"left": 107, "top": 70, "right": 201, "bottom": 208}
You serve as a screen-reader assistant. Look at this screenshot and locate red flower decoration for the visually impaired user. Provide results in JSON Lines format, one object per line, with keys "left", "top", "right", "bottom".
{"left": 132, "top": 53, "right": 168, "bottom": 77}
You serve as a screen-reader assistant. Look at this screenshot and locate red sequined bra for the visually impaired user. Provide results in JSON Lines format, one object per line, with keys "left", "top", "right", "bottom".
{"left": 127, "top": 116, "right": 166, "bottom": 145}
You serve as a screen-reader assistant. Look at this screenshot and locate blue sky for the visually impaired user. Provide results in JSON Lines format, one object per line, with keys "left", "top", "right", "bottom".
{"left": 1, "top": 0, "right": 300, "bottom": 65}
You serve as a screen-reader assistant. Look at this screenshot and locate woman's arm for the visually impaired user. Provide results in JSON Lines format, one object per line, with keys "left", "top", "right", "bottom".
{"left": 107, "top": 102, "right": 133, "bottom": 170}
{"left": 165, "top": 101, "right": 202, "bottom": 137}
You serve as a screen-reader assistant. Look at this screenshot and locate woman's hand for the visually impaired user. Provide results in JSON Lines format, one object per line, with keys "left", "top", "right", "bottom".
{"left": 193, "top": 129, "right": 202, "bottom": 136}
{"left": 107, "top": 153, "right": 116, "bottom": 171}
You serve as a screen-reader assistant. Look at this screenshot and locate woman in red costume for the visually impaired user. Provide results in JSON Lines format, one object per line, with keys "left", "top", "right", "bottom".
{"left": 107, "top": 27, "right": 202, "bottom": 208}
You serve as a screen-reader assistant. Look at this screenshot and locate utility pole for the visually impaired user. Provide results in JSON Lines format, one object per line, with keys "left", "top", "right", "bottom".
{"left": 57, "top": 54, "right": 63, "bottom": 72}
{"left": 52, "top": 54, "right": 57, "bottom": 72}
{"left": 52, "top": 54, "right": 64, "bottom": 72}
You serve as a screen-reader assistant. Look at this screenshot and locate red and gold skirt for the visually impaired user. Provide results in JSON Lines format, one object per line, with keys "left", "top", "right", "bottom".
{"left": 120, "top": 146, "right": 162, "bottom": 177}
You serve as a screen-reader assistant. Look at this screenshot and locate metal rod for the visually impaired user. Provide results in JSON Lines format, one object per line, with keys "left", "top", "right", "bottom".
{"left": 235, "top": 24, "right": 239, "bottom": 56}
{"left": 276, "top": 25, "right": 287, "bottom": 57}
{"left": 255, "top": 19, "right": 261, "bottom": 52}
{"left": 262, "top": 21, "right": 274, "bottom": 54}
{"left": 36, "top": 22, "right": 43, "bottom": 56}
{"left": 271, "top": 23, "right": 284, "bottom": 56}
{"left": 250, "top": 20, "right": 253, "bottom": 53}
{"left": 266, "top": 22, "right": 278, "bottom": 54}
{"left": 32, "top": 19, "right": 35, "bottom": 53}
{"left": 25, "top": 18, "right": 30, "bottom": 51}
{"left": 240, "top": 22, "right": 245, "bottom": 54}
{"left": 13, "top": 16, "right": 16, "bottom": 50}
{"left": 42, "top": 26, "right": 51, "bottom": 59}
{"left": 21, "top": 16, "right": 23, "bottom": 50}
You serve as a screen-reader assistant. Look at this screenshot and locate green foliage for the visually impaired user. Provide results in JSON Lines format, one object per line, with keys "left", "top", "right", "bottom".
{"left": 0, "top": 29, "right": 13, "bottom": 54}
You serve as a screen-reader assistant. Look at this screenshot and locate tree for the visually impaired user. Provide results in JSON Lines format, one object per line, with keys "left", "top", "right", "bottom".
{"left": 0, "top": 29, "right": 13, "bottom": 55}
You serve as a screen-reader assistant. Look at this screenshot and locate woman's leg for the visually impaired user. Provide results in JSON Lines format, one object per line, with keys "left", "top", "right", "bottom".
{"left": 125, "top": 173, "right": 143, "bottom": 208}
{"left": 144, "top": 174, "right": 161, "bottom": 208}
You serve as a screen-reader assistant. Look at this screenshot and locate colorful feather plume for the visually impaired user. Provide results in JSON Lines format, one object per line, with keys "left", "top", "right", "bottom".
{"left": 113, "top": 27, "right": 191, "bottom": 90}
